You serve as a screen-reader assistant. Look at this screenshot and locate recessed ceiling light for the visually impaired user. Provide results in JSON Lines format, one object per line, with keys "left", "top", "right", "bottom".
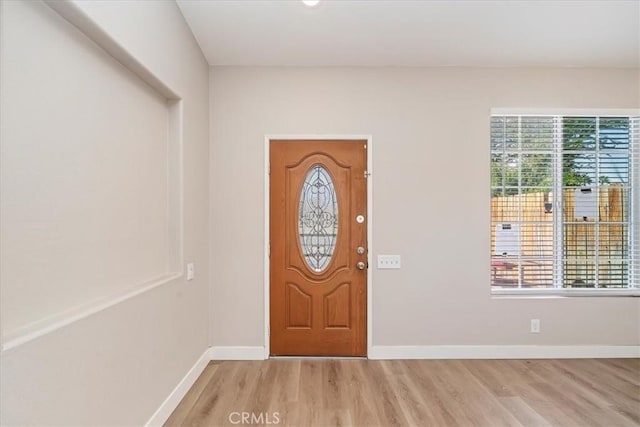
{"left": 302, "top": 0, "right": 320, "bottom": 7}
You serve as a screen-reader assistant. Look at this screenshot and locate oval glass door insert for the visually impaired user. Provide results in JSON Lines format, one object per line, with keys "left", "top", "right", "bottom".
{"left": 298, "top": 164, "right": 338, "bottom": 273}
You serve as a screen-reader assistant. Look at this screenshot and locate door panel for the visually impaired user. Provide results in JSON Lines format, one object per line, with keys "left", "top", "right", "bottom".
{"left": 270, "top": 140, "right": 367, "bottom": 356}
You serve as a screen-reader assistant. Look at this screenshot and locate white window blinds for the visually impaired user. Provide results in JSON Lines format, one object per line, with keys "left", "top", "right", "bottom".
{"left": 490, "top": 114, "right": 639, "bottom": 291}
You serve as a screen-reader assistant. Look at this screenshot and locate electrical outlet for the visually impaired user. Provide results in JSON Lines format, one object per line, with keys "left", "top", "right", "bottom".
{"left": 377, "top": 255, "right": 401, "bottom": 269}
{"left": 530, "top": 318, "right": 540, "bottom": 333}
{"left": 186, "top": 263, "right": 195, "bottom": 281}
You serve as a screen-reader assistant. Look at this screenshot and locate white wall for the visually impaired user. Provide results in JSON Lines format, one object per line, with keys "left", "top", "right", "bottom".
{"left": 1, "top": 0, "right": 172, "bottom": 339}
{"left": 0, "top": 1, "right": 209, "bottom": 425}
{"left": 209, "top": 67, "right": 640, "bottom": 349}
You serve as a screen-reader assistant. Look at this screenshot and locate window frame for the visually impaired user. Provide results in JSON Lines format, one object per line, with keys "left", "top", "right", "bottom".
{"left": 490, "top": 108, "right": 640, "bottom": 297}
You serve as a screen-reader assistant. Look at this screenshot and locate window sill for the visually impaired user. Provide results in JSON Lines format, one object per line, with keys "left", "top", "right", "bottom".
{"left": 491, "top": 288, "right": 640, "bottom": 298}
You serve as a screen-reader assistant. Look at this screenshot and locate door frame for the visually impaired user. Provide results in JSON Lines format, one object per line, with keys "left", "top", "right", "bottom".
{"left": 264, "top": 135, "right": 373, "bottom": 358}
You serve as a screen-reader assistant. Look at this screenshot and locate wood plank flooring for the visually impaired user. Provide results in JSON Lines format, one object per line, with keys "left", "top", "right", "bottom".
{"left": 165, "top": 358, "right": 640, "bottom": 427}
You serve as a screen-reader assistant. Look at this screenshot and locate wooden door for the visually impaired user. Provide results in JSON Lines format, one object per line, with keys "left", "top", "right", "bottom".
{"left": 270, "top": 140, "right": 367, "bottom": 356}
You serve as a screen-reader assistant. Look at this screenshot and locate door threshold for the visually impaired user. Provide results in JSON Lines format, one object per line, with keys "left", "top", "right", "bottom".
{"left": 269, "top": 356, "right": 368, "bottom": 360}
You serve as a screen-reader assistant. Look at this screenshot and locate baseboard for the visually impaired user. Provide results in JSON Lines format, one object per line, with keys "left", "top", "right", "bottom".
{"left": 145, "top": 348, "right": 212, "bottom": 427}
{"left": 368, "top": 345, "right": 640, "bottom": 360}
{"left": 209, "top": 346, "right": 266, "bottom": 360}
{"left": 143, "top": 346, "right": 265, "bottom": 425}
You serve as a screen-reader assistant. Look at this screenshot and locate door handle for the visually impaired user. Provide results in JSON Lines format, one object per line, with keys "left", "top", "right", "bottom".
{"left": 356, "top": 261, "right": 366, "bottom": 270}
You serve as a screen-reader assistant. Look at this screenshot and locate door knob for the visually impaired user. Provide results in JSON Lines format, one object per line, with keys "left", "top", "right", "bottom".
{"left": 357, "top": 261, "right": 366, "bottom": 270}
{"left": 356, "top": 246, "right": 366, "bottom": 255}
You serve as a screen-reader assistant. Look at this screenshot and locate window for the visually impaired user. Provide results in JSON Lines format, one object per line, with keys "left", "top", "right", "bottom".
{"left": 490, "top": 111, "right": 639, "bottom": 294}
{"left": 299, "top": 164, "right": 339, "bottom": 273}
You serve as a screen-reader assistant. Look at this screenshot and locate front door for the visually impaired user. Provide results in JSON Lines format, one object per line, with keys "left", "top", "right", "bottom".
{"left": 270, "top": 140, "right": 367, "bottom": 356}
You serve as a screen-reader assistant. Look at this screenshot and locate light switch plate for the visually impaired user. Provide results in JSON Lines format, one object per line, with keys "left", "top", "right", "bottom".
{"left": 377, "top": 255, "right": 401, "bottom": 269}
{"left": 186, "top": 263, "right": 195, "bottom": 281}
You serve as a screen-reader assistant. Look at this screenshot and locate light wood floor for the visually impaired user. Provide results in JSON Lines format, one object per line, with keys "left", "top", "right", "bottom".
{"left": 165, "top": 358, "right": 640, "bottom": 427}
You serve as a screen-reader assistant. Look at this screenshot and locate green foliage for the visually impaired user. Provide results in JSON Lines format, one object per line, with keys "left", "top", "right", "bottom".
{"left": 491, "top": 116, "right": 629, "bottom": 196}
{"left": 491, "top": 153, "right": 551, "bottom": 196}
{"left": 562, "top": 117, "right": 595, "bottom": 187}
{"left": 562, "top": 169, "right": 591, "bottom": 187}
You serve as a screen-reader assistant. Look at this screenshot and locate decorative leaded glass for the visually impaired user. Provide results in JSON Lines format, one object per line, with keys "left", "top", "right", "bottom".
{"left": 298, "top": 165, "right": 338, "bottom": 272}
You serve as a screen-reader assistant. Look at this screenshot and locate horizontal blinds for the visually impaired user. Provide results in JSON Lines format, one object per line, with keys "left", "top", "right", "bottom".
{"left": 491, "top": 116, "right": 555, "bottom": 288}
{"left": 631, "top": 117, "right": 639, "bottom": 289}
{"left": 561, "top": 117, "right": 631, "bottom": 289}
{"left": 490, "top": 115, "right": 638, "bottom": 290}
